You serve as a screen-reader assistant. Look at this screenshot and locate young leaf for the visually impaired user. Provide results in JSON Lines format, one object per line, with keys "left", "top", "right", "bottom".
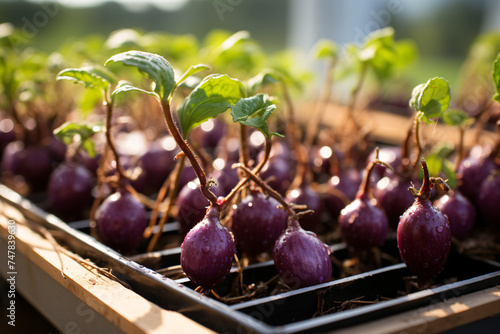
{"left": 174, "top": 64, "right": 210, "bottom": 90}
{"left": 177, "top": 74, "right": 246, "bottom": 137}
{"left": 105, "top": 51, "right": 175, "bottom": 100}
{"left": 54, "top": 122, "right": 102, "bottom": 157}
{"left": 111, "top": 80, "right": 159, "bottom": 99}
{"left": 493, "top": 52, "right": 500, "bottom": 102}
{"left": 358, "top": 27, "right": 398, "bottom": 80}
{"left": 246, "top": 68, "right": 282, "bottom": 95}
{"left": 56, "top": 66, "right": 113, "bottom": 92}
{"left": 442, "top": 108, "right": 473, "bottom": 127}
{"left": 409, "top": 77, "right": 451, "bottom": 123}
{"left": 313, "top": 39, "right": 339, "bottom": 59}
{"left": 231, "top": 94, "right": 282, "bottom": 138}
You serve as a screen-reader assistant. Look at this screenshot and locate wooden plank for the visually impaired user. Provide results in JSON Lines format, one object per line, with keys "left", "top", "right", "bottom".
{"left": 332, "top": 286, "right": 500, "bottom": 334}
{"left": 0, "top": 202, "right": 215, "bottom": 334}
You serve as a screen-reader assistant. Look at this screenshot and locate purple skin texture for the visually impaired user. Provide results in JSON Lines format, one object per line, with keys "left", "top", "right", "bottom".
{"left": 375, "top": 176, "right": 416, "bottom": 229}
{"left": 181, "top": 206, "right": 235, "bottom": 290}
{"left": 477, "top": 174, "right": 500, "bottom": 228}
{"left": 457, "top": 156, "right": 496, "bottom": 205}
{"left": 140, "top": 137, "right": 177, "bottom": 192}
{"left": 434, "top": 191, "right": 476, "bottom": 240}
{"left": 273, "top": 217, "right": 332, "bottom": 289}
{"left": 322, "top": 189, "right": 349, "bottom": 221}
{"left": 1, "top": 141, "right": 54, "bottom": 191}
{"left": 48, "top": 163, "right": 94, "bottom": 219}
{"left": 260, "top": 157, "right": 293, "bottom": 196}
{"left": 338, "top": 160, "right": 389, "bottom": 251}
{"left": 397, "top": 161, "right": 451, "bottom": 287}
{"left": 175, "top": 179, "right": 225, "bottom": 234}
{"left": 328, "top": 167, "right": 362, "bottom": 202}
{"left": 230, "top": 191, "right": 287, "bottom": 256}
{"left": 96, "top": 188, "right": 148, "bottom": 254}
{"left": 286, "top": 184, "right": 323, "bottom": 232}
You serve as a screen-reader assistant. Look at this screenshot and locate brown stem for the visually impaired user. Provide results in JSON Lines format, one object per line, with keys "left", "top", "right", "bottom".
{"left": 144, "top": 170, "right": 173, "bottom": 238}
{"left": 289, "top": 143, "right": 309, "bottom": 190}
{"left": 401, "top": 121, "right": 414, "bottom": 175}
{"left": 281, "top": 82, "right": 306, "bottom": 165}
{"left": 239, "top": 123, "right": 249, "bottom": 168}
{"left": 416, "top": 159, "right": 432, "bottom": 200}
{"left": 89, "top": 145, "right": 109, "bottom": 238}
{"left": 222, "top": 136, "right": 272, "bottom": 207}
{"left": 189, "top": 137, "right": 213, "bottom": 173}
{"left": 104, "top": 101, "right": 126, "bottom": 183}
{"left": 305, "top": 57, "right": 336, "bottom": 149}
{"left": 147, "top": 155, "right": 186, "bottom": 252}
{"left": 344, "top": 62, "right": 367, "bottom": 132}
{"left": 160, "top": 99, "right": 218, "bottom": 208}
{"left": 236, "top": 163, "right": 295, "bottom": 217}
{"left": 411, "top": 112, "right": 423, "bottom": 170}
{"left": 281, "top": 81, "right": 310, "bottom": 190}
{"left": 356, "top": 147, "right": 393, "bottom": 199}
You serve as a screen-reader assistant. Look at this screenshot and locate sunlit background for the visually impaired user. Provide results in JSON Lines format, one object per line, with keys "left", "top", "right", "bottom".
{"left": 1, "top": 0, "right": 500, "bottom": 96}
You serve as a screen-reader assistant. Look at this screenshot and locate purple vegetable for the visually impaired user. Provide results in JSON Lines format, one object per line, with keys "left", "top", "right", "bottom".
{"left": 397, "top": 160, "right": 451, "bottom": 287}
{"left": 477, "top": 173, "right": 500, "bottom": 228}
{"left": 338, "top": 157, "right": 389, "bottom": 250}
{"left": 273, "top": 216, "right": 332, "bottom": 289}
{"left": 230, "top": 191, "right": 287, "bottom": 256}
{"left": 457, "top": 156, "right": 496, "bottom": 205}
{"left": 328, "top": 167, "right": 362, "bottom": 201}
{"left": 286, "top": 184, "right": 323, "bottom": 231}
{"left": 181, "top": 206, "right": 235, "bottom": 290}
{"left": 260, "top": 157, "right": 293, "bottom": 196}
{"left": 321, "top": 187, "right": 349, "bottom": 221}
{"left": 139, "top": 136, "right": 178, "bottom": 192}
{"left": 175, "top": 179, "right": 225, "bottom": 234}
{"left": 1, "top": 141, "right": 55, "bottom": 191}
{"left": 434, "top": 191, "right": 476, "bottom": 240}
{"left": 48, "top": 163, "right": 94, "bottom": 219}
{"left": 95, "top": 187, "right": 148, "bottom": 253}
{"left": 375, "top": 176, "right": 416, "bottom": 229}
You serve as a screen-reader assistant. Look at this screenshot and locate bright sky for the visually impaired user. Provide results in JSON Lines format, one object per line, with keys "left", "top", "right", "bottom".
{"left": 27, "top": 0, "right": 190, "bottom": 11}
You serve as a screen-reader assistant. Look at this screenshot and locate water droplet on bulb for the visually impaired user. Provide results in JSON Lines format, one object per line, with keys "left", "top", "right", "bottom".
{"left": 436, "top": 226, "right": 444, "bottom": 233}
{"left": 202, "top": 245, "right": 210, "bottom": 253}
{"left": 424, "top": 212, "right": 431, "bottom": 221}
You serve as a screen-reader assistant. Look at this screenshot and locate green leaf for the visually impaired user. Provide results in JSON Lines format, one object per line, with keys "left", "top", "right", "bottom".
{"left": 442, "top": 109, "right": 471, "bottom": 127}
{"left": 231, "top": 94, "right": 282, "bottom": 138}
{"left": 493, "top": 52, "right": 500, "bottom": 102}
{"left": 409, "top": 77, "right": 451, "bottom": 123}
{"left": 313, "top": 39, "right": 339, "bottom": 59}
{"left": 111, "top": 80, "right": 159, "bottom": 99}
{"left": 56, "top": 66, "right": 113, "bottom": 92}
{"left": 246, "top": 68, "right": 282, "bottom": 94}
{"left": 177, "top": 74, "right": 246, "bottom": 137}
{"left": 175, "top": 64, "right": 210, "bottom": 89}
{"left": 54, "top": 122, "right": 102, "bottom": 157}
{"left": 358, "top": 27, "right": 398, "bottom": 80}
{"left": 105, "top": 51, "right": 175, "bottom": 100}
{"left": 394, "top": 39, "right": 418, "bottom": 68}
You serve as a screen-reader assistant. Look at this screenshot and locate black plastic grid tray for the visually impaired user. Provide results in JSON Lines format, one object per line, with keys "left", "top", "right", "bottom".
{"left": 2, "top": 184, "right": 500, "bottom": 334}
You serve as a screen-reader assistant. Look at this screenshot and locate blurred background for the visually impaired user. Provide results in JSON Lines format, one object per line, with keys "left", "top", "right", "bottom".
{"left": 1, "top": 0, "right": 499, "bottom": 90}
